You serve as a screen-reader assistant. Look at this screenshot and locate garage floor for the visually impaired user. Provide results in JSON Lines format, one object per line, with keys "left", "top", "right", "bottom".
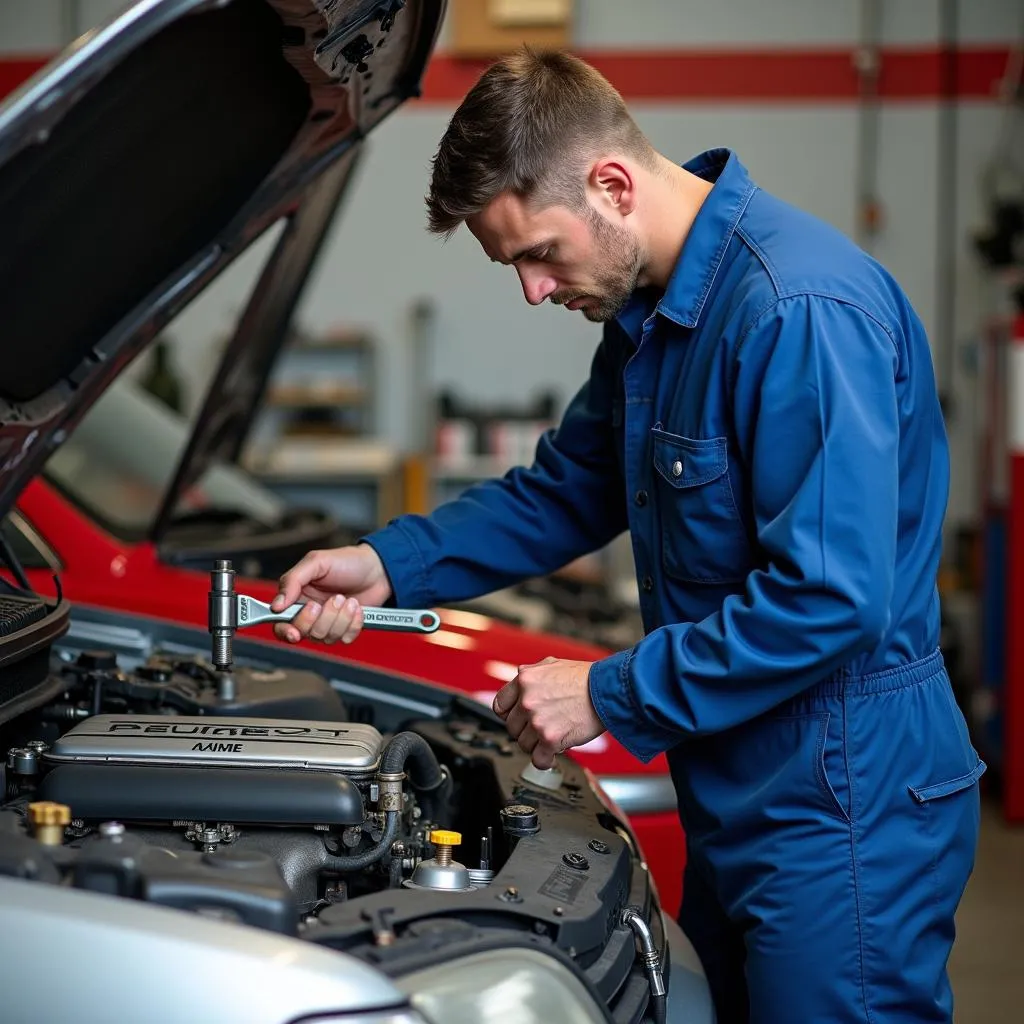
{"left": 949, "top": 794, "right": 1024, "bottom": 1023}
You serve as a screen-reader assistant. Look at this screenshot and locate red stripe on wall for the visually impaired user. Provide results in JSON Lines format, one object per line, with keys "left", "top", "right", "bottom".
{"left": 0, "top": 46, "right": 1012, "bottom": 106}
{"left": 418, "top": 46, "right": 1013, "bottom": 104}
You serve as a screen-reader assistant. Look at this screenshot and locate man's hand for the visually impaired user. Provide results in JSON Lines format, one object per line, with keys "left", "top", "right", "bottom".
{"left": 270, "top": 544, "right": 392, "bottom": 646}
{"left": 493, "top": 657, "right": 605, "bottom": 769}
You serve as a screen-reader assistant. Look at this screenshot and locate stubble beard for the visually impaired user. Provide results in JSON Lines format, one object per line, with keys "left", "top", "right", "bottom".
{"left": 579, "top": 209, "right": 644, "bottom": 322}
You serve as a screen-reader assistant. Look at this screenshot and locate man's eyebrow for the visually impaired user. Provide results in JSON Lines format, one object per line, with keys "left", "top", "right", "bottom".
{"left": 491, "top": 241, "right": 552, "bottom": 265}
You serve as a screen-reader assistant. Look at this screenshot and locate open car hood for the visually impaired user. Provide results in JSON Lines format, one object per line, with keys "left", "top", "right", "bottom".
{"left": 0, "top": 0, "right": 444, "bottom": 524}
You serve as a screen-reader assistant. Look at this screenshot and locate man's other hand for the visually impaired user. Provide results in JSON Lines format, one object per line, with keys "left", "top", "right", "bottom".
{"left": 493, "top": 657, "right": 605, "bottom": 769}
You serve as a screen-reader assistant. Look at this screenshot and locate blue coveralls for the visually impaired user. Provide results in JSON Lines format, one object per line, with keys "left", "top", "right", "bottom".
{"left": 364, "top": 149, "right": 985, "bottom": 1023}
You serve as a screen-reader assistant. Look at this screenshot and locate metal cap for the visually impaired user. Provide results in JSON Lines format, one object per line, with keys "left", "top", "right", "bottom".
{"left": 28, "top": 801, "right": 71, "bottom": 847}
{"left": 7, "top": 748, "right": 37, "bottom": 774}
{"left": 500, "top": 803, "right": 540, "bottom": 836}
{"left": 28, "top": 801, "right": 71, "bottom": 827}
{"left": 428, "top": 829, "right": 461, "bottom": 847}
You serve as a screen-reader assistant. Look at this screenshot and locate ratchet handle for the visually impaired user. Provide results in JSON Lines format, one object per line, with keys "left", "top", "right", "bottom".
{"left": 235, "top": 595, "right": 440, "bottom": 634}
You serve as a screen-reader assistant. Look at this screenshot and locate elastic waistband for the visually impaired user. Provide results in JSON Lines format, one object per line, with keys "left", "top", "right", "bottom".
{"left": 801, "top": 648, "right": 946, "bottom": 699}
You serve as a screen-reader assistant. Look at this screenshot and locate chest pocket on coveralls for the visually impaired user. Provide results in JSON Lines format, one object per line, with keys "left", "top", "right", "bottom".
{"left": 652, "top": 427, "right": 752, "bottom": 584}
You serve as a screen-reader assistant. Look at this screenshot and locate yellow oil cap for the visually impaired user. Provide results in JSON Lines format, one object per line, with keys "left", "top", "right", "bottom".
{"left": 28, "top": 801, "right": 71, "bottom": 826}
{"left": 428, "top": 829, "right": 462, "bottom": 847}
{"left": 27, "top": 801, "right": 71, "bottom": 847}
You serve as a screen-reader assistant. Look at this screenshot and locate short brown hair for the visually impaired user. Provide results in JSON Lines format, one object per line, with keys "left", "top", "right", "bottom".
{"left": 425, "top": 47, "right": 655, "bottom": 237}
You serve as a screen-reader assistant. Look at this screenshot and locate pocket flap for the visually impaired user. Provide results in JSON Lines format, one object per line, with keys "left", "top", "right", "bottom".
{"left": 909, "top": 758, "right": 987, "bottom": 803}
{"left": 652, "top": 430, "right": 729, "bottom": 488}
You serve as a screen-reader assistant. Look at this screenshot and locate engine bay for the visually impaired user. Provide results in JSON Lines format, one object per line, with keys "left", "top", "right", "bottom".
{"left": 0, "top": 603, "right": 668, "bottom": 1022}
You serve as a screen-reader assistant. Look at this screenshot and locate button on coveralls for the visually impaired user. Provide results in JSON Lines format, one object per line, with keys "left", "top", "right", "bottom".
{"left": 364, "top": 149, "right": 985, "bottom": 1023}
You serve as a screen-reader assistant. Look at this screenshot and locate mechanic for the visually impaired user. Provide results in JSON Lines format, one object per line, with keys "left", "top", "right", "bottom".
{"left": 271, "top": 48, "right": 983, "bottom": 1024}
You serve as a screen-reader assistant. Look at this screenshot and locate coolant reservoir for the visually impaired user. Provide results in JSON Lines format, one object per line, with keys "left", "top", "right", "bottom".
{"left": 520, "top": 762, "right": 564, "bottom": 791}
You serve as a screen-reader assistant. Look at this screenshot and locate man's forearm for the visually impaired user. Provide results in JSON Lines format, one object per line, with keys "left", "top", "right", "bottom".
{"left": 361, "top": 430, "right": 627, "bottom": 607}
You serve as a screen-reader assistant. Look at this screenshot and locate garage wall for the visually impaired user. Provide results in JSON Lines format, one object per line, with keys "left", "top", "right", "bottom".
{"left": 1, "top": 0, "right": 1020, "bottom": 532}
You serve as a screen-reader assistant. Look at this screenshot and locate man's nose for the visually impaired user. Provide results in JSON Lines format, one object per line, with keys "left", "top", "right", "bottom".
{"left": 517, "top": 266, "right": 557, "bottom": 306}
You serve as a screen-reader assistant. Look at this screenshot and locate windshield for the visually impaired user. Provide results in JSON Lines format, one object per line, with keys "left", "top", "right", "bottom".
{"left": 45, "top": 377, "right": 285, "bottom": 538}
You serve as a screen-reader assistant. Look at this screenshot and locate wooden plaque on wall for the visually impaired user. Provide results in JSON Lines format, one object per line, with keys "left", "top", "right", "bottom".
{"left": 449, "top": 0, "right": 572, "bottom": 58}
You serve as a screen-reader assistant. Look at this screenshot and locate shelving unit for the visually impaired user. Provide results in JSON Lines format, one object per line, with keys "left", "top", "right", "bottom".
{"left": 257, "top": 326, "right": 377, "bottom": 440}
{"left": 245, "top": 325, "right": 400, "bottom": 531}
{"left": 426, "top": 389, "right": 557, "bottom": 506}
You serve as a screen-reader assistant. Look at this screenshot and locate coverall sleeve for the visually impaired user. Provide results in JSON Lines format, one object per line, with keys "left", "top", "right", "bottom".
{"left": 360, "top": 331, "right": 628, "bottom": 607}
{"left": 588, "top": 294, "right": 901, "bottom": 762}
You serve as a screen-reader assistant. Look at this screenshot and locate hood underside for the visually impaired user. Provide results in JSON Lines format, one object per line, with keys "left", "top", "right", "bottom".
{"left": 0, "top": 0, "right": 443, "bottom": 521}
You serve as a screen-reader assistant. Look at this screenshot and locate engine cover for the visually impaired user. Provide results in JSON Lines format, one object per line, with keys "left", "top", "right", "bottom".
{"left": 38, "top": 764, "right": 366, "bottom": 827}
{"left": 44, "top": 714, "right": 383, "bottom": 779}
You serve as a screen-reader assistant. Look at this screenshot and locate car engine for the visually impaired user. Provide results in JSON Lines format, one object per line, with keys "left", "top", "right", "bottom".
{"left": 0, "top": 592, "right": 671, "bottom": 1023}
{"left": 2, "top": 650, "right": 476, "bottom": 931}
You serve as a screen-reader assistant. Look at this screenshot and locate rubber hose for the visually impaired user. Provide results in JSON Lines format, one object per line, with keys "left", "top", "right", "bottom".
{"left": 323, "top": 810, "right": 400, "bottom": 872}
{"left": 381, "top": 731, "right": 450, "bottom": 821}
{"left": 650, "top": 994, "right": 667, "bottom": 1024}
{"left": 380, "top": 731, "right": 443, "bottom": 792}
{"left": 388, "top": 854, "right": 404, "bottom": 889}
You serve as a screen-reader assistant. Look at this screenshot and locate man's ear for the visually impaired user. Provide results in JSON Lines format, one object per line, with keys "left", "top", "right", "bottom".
{"left": 589, "top": 158, "right": 637, "bottom": 218}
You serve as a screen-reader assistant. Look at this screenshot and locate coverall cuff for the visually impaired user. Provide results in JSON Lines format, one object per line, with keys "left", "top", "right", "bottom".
{"left": 588, "top": 651, "right": 673, "bottom": 764}
{"left": 358, "top": 520, "right": 434, "bottom": 608}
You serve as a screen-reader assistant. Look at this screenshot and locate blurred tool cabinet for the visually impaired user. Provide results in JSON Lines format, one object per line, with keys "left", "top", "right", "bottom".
{"left": 244, "top": 326, "right": 401, "bottom": 531}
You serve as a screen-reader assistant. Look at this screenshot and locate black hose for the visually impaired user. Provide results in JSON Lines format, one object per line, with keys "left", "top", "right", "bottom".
{"left": 380, "top": 731, "right": 443, "bottom": 791}
{"left": 649, "top": 994, "right": 667, "bottom": 1024}
{"left": 324, "top": 734, "right": 447, "bottom": 871}
{"left": 381, "top": 731, "right": 450, "bottom": 821}
{"left": 388, "top": 854, "right": 404, "bottom": 889}
{"left": 323, "top": 811, "right": 400, "bottom": 872}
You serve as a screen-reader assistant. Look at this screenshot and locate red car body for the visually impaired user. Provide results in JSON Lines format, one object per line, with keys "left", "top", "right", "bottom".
{"left": 16, "top": 477, "right": 686, "bottom": 915}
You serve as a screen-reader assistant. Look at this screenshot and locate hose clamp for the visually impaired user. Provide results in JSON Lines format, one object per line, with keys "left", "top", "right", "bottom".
{"left": 376, "top": 771, "right": 406, "bottom": 812}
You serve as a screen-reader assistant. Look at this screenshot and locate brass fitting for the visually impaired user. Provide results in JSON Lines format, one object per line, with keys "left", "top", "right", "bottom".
{"left": 376, "top": 771, "right": 406, "bottom": 812}
{"left": 28, "top": 801, "right": 71, "bottom": 846}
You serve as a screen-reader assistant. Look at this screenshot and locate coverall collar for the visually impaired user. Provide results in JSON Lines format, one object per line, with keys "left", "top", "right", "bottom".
{"left": 621, "top": 147, "right": 757, "bottom": 334}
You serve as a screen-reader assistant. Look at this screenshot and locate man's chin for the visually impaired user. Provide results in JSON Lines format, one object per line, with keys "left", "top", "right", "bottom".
{"left": 580, "top": 295, "right": 629, "bottom": 323}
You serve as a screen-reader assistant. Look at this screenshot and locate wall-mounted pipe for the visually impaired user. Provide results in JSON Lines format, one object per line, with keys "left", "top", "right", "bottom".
{"left": 853, "top": 0, "right": 882, "bottom": 253}
{"left": 935, "top": 0, "right": 960, "bottom": 410}
{"left": 60, "top": 0, "right": 80, "bottom": 46}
